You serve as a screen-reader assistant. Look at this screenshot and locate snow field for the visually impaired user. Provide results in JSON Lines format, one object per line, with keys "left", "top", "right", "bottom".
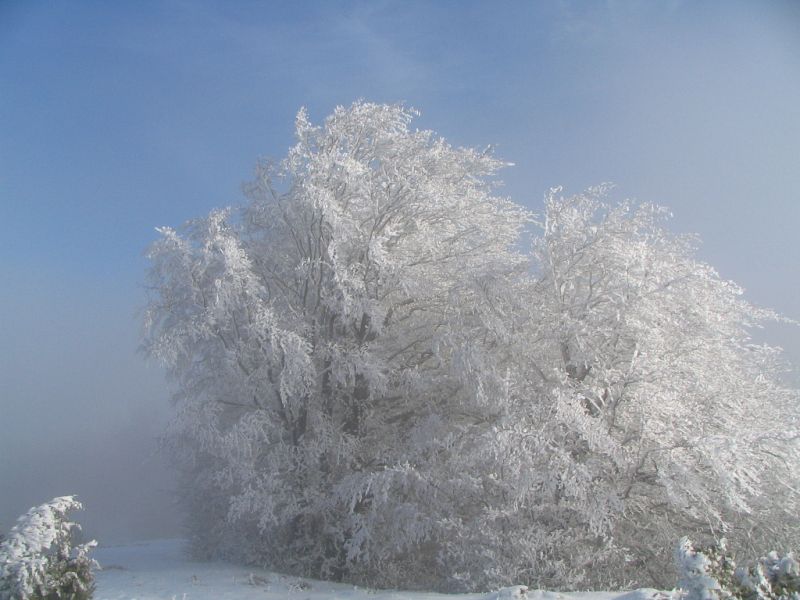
{"left": 92, "top": 539, "right": 669, "bottom": 600}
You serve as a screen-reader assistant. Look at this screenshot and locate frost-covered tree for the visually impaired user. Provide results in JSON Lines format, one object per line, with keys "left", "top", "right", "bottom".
{"left": 526, "top": 189, "right": 800, "bottom": 584}
{"left": 0, "top": 496, "right": 97, "bottom": 600}
{"left": 144, "top": 102, "right": 800, "bottom": 591}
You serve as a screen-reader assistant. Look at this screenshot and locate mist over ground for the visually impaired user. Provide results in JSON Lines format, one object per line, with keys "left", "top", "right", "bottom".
{"left": 0, "top": 269, "right": 180, "bottom": 541}
{"left": 1, "top": 1, "right": 798, "bottom": 545}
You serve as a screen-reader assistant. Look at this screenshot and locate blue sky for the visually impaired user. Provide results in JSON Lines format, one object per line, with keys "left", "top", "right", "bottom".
{"left": 1, "top": 0, "right": 799, "bottom": 539}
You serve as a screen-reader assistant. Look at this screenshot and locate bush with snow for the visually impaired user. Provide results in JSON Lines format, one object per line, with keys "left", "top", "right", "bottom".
{"left": 675, "top": 538, "right": 737, "bottom": 600}
{"left": 0, "top": 496, "right": 97, "bottom": 600}
{"left": 144, "top": 101, "right": 800, "bottom": 591}
{"left": 675, "top": 538, "right": 799, "bottom": 600}
{"left": 736, "top": 551, "right": 800, "bottom": 600}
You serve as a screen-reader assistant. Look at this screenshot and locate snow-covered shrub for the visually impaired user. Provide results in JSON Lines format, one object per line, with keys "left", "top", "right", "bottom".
{"left": 675, "top": 538, "right": 737, "bottom": 600}
{"left": 676, "top": 538, "right": 800, "bottom": 600}
{"left": 735, "top": 551, "right": 800, "bottom": 600}
{"left": 0, "top": 496, "right": 97, "bottom": 600}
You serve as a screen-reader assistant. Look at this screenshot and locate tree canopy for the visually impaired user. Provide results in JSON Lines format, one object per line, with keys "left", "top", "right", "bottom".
{"left": 144, "top": 102, "right": 800, "bottom": 591}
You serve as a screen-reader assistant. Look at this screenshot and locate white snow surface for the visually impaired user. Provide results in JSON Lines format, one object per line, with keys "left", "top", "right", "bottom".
{"left": 92, "top": 539, "right": 671, "bottom": 600}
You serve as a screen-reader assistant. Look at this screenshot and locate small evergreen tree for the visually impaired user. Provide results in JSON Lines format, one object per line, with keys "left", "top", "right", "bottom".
{"left": 0, "top": 496, "right": 97, "bottom": 600}
{"left": 675, "top": 538, "right": 737, "bottom": 600}
{"left": 676, "top": 538, "right": 800, "bottom": 600}
{"left": 736, "top": 551, "right": 800, "bottom": 600}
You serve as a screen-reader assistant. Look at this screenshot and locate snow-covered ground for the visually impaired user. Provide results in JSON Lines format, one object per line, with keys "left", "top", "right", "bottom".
{"left": 92, "top": 539, "right": 670, "bottom": 600}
